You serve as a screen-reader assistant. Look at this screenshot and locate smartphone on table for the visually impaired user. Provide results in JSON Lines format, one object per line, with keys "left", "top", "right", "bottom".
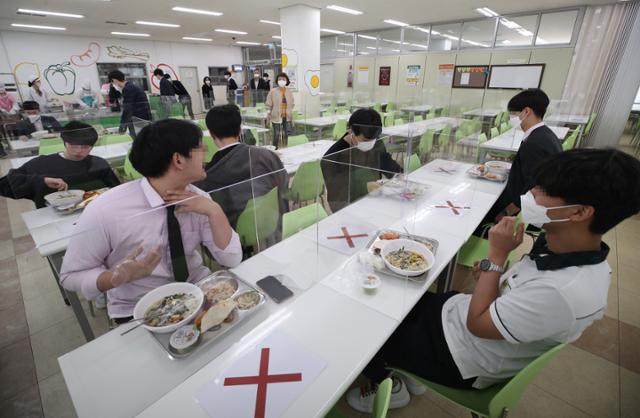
{"left": 257, "top": 275, "right": 293, "bottom": 303}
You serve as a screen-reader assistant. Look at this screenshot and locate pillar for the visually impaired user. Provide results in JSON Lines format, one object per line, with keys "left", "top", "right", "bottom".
{"left": 279, "top": 5, "right": 321, "bottom": 117}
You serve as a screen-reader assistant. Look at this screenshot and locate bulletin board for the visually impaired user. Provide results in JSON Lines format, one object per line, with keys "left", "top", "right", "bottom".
{"left": 488, "top": 64, "right": 545, "bottom": 90}
{"left": 451, "top": 65, "right": 489, "bottom": 89}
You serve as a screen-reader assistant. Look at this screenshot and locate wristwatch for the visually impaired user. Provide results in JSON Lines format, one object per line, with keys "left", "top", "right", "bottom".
{"left": 479, "top": 259, "right": 505, "bottom": 274}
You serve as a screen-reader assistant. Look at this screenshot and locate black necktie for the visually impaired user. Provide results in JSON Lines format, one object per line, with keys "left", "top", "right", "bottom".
{"left": 166, "top": 205, "right": 189, "bottom": 282}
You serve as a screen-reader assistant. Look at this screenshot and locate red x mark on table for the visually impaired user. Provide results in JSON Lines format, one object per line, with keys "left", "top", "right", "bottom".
{"left": 326, "top": 226, "right": 368, "bottom": 248}
{"left": 224, "top": 347, "right": 302, "bottom": 418}
{"left": 435, "top": 200, "right": 471, "bottom": 215}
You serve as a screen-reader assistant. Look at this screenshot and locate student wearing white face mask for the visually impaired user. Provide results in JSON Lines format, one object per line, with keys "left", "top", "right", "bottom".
{"left": 347, "top": 148, "right": 640, "bottom": 413}
{"left": 16, "top": 100, "right": 62, "bottom": 139}
{"left": 265, "top": 73, "right": 295, "bottom": 148}
{"left": 476, "top": 88, "right": 562, "bottom": 236}
{"left": 321, "top": 108, "right": 402, "bottom": 212}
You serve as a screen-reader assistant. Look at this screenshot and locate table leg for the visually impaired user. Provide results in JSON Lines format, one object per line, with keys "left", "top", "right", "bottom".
{"left": 46, "top": 254, "right": 95, "bottom": 342}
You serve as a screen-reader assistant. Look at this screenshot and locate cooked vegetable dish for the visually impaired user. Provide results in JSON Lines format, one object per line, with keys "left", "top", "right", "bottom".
{"left": 385, "top": 247, "right": 428, "bottom": 271}
{"left": 144, "top": 293, "right": 198, "bottom": 327}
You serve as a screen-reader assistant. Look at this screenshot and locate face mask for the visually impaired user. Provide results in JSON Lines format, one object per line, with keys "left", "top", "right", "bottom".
{"left": 277, "top": 79, "right": 287, "bottom": 87}
{"left": 520, "top": 191, "right": 580, "bottom": 228}
{"left": 224, "top": 75, "right": 230, "bottom": 80}
{"left": 113, "top": 83, "right": 123, "bottom": 92}
{"left": 205, "top": 80, "right": 211, "bottom": 85}
{"left": 254, "top": 74, "right": 260, "bottom": 78}
{"left": 509, "top": 114, "right": 522, "bottom": 130}
{"left": 27, "top": 114, "right": 40, "bottom": 123}
{"left": 356, "top": 139, "right": 376, "bottom": 152}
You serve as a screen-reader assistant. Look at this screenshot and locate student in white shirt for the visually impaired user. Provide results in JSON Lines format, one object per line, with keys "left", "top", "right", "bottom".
{"left": 60, "top": 119, "right": 242, "bottom": 322}
{"left": 347, "top": 148, "right": 640, "bottom": 413}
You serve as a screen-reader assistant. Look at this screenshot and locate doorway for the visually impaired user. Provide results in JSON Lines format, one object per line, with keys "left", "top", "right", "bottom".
{"left": 178, "top": 66, "right": 202, "bottom": 116}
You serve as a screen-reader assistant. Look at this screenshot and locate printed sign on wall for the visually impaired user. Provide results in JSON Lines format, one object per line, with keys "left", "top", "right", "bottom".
{"left": 379, "top": 66, "right": 391, "bottom": 86}
{"left": 406, "top": 65, "right": 421, "bottom": 86}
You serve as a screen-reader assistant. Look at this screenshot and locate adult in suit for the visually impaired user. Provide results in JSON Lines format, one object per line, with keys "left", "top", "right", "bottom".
{"left": 249, "top": 70, "right": 269, "bottom": 105}
{"left": 108, "top": 70, "right": 152, "bottom": 135}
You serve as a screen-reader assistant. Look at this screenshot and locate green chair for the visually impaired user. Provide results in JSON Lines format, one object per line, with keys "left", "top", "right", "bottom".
{"left": 337, "top": 109, "right": 351, "bottom": 116}
{"left": 285, "top": 160, "right": 325, "bottom": 204}
{"left": 202, "top": 135, "right": 219, "bottom": 163}
{"left": 390, "top": 344, "right": 565, "bottom": 418}
{"left": 562, "top": 130, "right": 578, "bottom": 151}
{"left": 383, "top": 114, "right": 395, "bottom": 127}
{"left": 38, "top": 142, "right": 66, "bottom": 155}
{"left": 324, "top": 377, "right": 393, "bottom": 418}
{"left": 426, "top": 109, "right": 436, "bottom": 119}
{"left": 500, "top": 123, "right": 511, "bottom": 134}
{"left": 438, "top": 125, "right": 452, "bottom": 151}
{"left": 394, "top": 118, "right": 405, "bottom": 126}
{"left": 282, "top": 203, "right": 328, "bottom": 239}
{"left": 414, "top": 115, "right": 424, "bottom": 122}
{"left": 494, "top": 111, "right": 504, "bottom": 128}
{"left": 386, "top": 102, "right": 397, "bottom": 112}
{"left": 583, "top": 112, "right": 596, "bottom": 137}
{"left": 235, "top": 187, "right": 280, "bottom": 248}
{"left": 288, "top": 134, "right": 309, "bottom": 147}
{"left": 373, "top": 103, "right": 382, "bottom": 113}
{"left": 249, "top": 128, "right": 260, "bottom": 146}
{"left": 332, "top": 119, "right": 348, "bottom": 140}
{"left": 123, "top": 151, "right": 143, "bottom": 181}
{"left": 475, "top": 133, "right": 488, "bottom": 162}
{"left": 169, "top": 102, "right": 184, "bottom": 119}
{"left": 99, "top": 116, "right": 121, "bottom": 128}
{"left": 418, "top": 129, "right": 434, "bottom": 160}
{"left": 407, "top": 154, "right": 421, "bottom": 173}
{"left": 490, "top": 127, "right": 499, "bottom": 139}
{"left": 322, "top": 110, "right": 333, "bottom": 117}
{"left": 196, "top": 119, "right": 207, "bottom": 131}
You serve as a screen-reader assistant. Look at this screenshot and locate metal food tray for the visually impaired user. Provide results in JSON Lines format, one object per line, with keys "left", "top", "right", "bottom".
{"left": 370, "top": 178, "right": 431, "bottom": 201}
{"left": 149, "top": 270, "right": 266, "bottom": 359}
{"left": 364, "top": 229, "right": 439, "bottom": 283}
{"left": 466, "top": 166, "right": 507, "bottom": 183}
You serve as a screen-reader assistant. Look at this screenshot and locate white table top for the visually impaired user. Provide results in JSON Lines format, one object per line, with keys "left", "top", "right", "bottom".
{"left": 401, "top": 104, "right": 434, "bottom": 113}
{"left": 381, "top": 117, "right": 463, "bottom": 138}
{"left": 545, "top": 114, "right": 589, "bottom": 125}
{"left": 58, "top": 158, "right": 505, "bottom": 418}
{"left": 8, "top": 138, "right": 40, "bottom": 152}
{"left": 463, "top": 108, "right": 502, "bottom": 118}
{"left": 480, "top": 126, "right": 570, "bottom": 153}
{"left": 10, "top": 142, "right": 132, "bottom": 169}
{"left": 275, "top": 140, "right": 334, "bottom": 174}
{"left": 295, "top": 115, "right": 349, "bottom": 128}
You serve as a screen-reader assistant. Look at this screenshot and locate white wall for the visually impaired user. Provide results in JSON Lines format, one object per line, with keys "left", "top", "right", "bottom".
{"left": 0, "top": 30, "right": 243, "bottom": 106}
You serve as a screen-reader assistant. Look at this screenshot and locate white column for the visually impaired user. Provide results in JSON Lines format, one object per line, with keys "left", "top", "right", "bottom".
{"left": 279, "top": 5, "right": 321, "bottom": 117}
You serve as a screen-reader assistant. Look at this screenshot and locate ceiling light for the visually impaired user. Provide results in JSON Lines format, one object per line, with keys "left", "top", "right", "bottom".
{"left": 338, "top": 42, "right": 353, "bottom": 46}
{"left": 111, "top": 31, "right": 150, "bottom": 37}
{"left": 182, "top": 36, "right": 212, "bottom": 41}
{"left": 358, "top": 34, "right": 377, "bottom": 40}
{"left": 333, "top": 49, "right": 348, "bottom": 52}
{"left": 408, "top": 26, "right": 430, "bottom": 33}
{"left": 431, "top": 30, "right": 440, "bottom": 35}
{"left": 11, "top": 23, "right": 65, "bottom": 30}
{"left": 272, "top": 35, "right": 282, "bottom": 39}
{"left": 517, "top": 28, "right": 534, "bottom": 37}
{"left": 382, "top": 38, "right": 401, "bottom": 44}
{"left": 411, "top": 43, "right": 428, "bottom": 48}
{"left": 136, "top": 20, "right": 180, "bottom": 28}
{"left": 392, "top": 49, "right": 401, "bottom": 52}
{"left": 499, "top": 18, "right": 520, "bottom": 29}
{"left": 501, "top": 40, "right": 512, "bottom": 44}
{"left": 321, "top": 28, "right": 346, "bottom": 34}
{"left": 172, "top": 7, "right": 223, "bottom": 16}
{"left": 236, "top": 41, "right": 261, "bottom": 45}
{"left": 360, "top": 51, "right": 370, "bottom": 55}
{"left": 536, "top": 38, "right": 549, "bottom": 44}
{"left": 326, "top": 5, "right": 363, "bottom": 15}
{"left": 383, "top": 19, "right": 409, "bottom": 27}
{"left": 216, "top": 29, "right": 248, "bottom": 35}
{"left": 16, "top": 8, "right": 83, "bottom": 18}
{"left": 259, "top": 19, "right": 280, "bottom": 25}
{"left": 366, "top": 46, "right": 377, "bottom": 50}
{"left": 475, "top": 7, "right": 499, "bottom": 17}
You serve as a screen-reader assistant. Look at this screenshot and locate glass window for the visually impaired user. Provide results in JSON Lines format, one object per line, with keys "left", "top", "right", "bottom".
{"left": 536, "top": 10, "right": 578, "bottom": 45}
{"left": 356, "top": 32, "right": 378, "bottom": 56}
{"left": 321, "top": 36, "right": 336, "bottom": 60}
{"left": 335, "top": 33, "right": 355, "bottom": 58}
{"left": 377, "top": 28, "right": 403, "bottom": 55}
{"left": 495, "top": 14, "right": 538, "bottom": 47}
{"left": 403, "top": 25, "right": 430, "bottom": 53}
{"left": 430, "top": 22, "right": 461, "bottom": 51}
{"left": 460, "top": 18, "right": 496, "bottom": 49}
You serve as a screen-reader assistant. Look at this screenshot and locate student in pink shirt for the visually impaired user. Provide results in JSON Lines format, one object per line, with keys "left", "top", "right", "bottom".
{"left": 60, "top": 119, "right": 242, "bottom": 322}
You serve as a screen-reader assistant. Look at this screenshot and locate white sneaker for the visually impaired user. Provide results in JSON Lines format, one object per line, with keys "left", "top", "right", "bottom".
{"left": 346, "top": 377, "right": 410, "bottom": 413}
{"left": 401, "top": 375, "right": 427, "bottom": 396}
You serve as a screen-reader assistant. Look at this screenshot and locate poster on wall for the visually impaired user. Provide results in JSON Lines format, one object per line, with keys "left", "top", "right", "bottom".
{"left": 438, "top": 64, "right": 454, "bottom": 86}
{"left": 379, "top": 66, "right": 391, "bottom": 86}
{"left": 357, "top": 66, "right": 369, "bottom": 85}
{"left": 452, "top": 65, "right": 489, "bottom": 89}
{"left": 284, "top": 66, "right": 298, "bottom": 91}
{"left": 406, "top": 65, "right": 421, "bottom": 86}
{"left": 347, "top": 65, "right": 353, "bottom": 88}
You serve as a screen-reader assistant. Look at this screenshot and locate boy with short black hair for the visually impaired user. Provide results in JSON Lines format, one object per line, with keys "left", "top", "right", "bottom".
{"left": 60, "top": 119, "right": 241, "bottom": 322}
{"left": 0, "top": 121, "right": 120, "bottom": 207}
{"left": 108, "top": 69, "right": 152, "bottom": 133}
{"left": 15, "top": 100, "right": 62, "bottom": 138}
{"left": 347, "top": 148, "right": 640, "bottom": 413}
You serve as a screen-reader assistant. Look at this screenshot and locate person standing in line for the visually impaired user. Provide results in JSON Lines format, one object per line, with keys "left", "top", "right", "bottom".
{"left": 224, "top": 71, "right": 238, "bottom": 105}
{"left": 262, "top": 73, "right": 271, "bottom": 90}
{"left": 169, "top": 75, "right": 195, "bottom": 120}
{"left": 202, "top": 77, "right": 215, "bottom": 110}
{"left": 153, "top": 69, "right": 176, "bottom": 119}
{"left": 108, "top": 70, "right": 152, "bottom": 134}
{"left": 27, "top": 75, "right": 52, "bottom": 112}
{"left": 265, "top": 73, "right": 294, "bottom": 149}
{"left": 249, "top": 69, "right": 269, "bottom": 105}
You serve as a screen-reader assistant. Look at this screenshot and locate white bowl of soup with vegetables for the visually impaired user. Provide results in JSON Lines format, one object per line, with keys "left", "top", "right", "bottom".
{"left": 133, "top": 283, "right": 204, "bottom": 334}
{"left": 381, "top": 238, "right": 434, "bottom": 277}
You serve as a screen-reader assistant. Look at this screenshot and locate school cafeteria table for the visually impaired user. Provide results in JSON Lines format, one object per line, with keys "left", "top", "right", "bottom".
{"left": 9, "top": 141, "right": 132, "bottom": 169}
{"left": 8, "top": 138, "right": 40, "bottom": 154}
{"left": 242, "top": 110, "right": 269, "bottom": 127}
{"left": 400, "top": 104, "right": 434, "bottom": 114}
{"left": 478, "top": 126, "right": 570, "bottom": 161}
{"left": 275, "top": 140, "right": 334, "bottom": 173}
{"left": 58, "top": 158, "right": 506, "bottom": 418}
{"left": 463, "top": 108, "right": 502, "bottom": 119}
{"left": 381, "top": 117, "right": 464, "bottom": 138}
{"left": 544, "top": 114, "right": 590, "bottom": 125}
{"left": 295, "top": 115, "right": 350, "bottom": 140}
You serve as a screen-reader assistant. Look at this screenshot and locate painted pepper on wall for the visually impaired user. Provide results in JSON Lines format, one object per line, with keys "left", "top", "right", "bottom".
{"left": 44, "top": 61, "right": 77, "bottom": 95}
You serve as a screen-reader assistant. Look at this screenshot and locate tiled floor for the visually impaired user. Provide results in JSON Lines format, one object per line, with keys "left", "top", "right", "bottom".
{"left": 0, "top": 137, "right": 639, "bottom": 417}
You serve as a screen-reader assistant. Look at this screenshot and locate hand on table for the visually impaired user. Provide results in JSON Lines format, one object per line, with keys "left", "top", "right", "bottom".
{"left": 110, "top": 245, "right": 162, "bottom": 287}
{"left": 44, "top": 177, "right": 68, "bottom": 191}
{"left": 488, "top": 216, "right": 524, "bottom": 264}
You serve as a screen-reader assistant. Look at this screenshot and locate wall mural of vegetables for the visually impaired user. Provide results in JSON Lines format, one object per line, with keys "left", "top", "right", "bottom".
{"left": 44, "top": 61, "right": 77, "bottom": 95}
